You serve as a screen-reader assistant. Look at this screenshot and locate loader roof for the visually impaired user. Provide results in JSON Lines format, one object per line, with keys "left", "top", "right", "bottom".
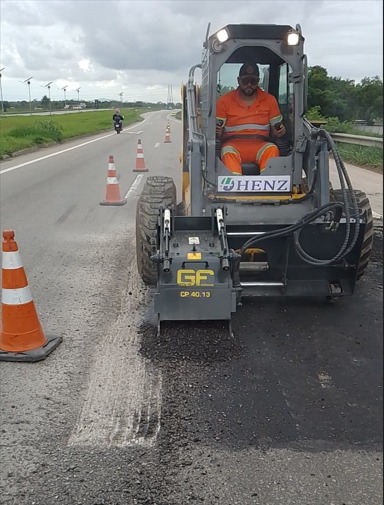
{"left": 211, "top": 24, "right": 304, "bottom": 42}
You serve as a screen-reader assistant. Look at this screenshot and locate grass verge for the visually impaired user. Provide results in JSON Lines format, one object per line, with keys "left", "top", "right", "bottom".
{"left": 0, "top": 109, "right": 146, "bottom": 158}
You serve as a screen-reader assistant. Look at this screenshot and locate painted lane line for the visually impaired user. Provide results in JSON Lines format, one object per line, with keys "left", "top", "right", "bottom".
{"left": 0, "top": 117, "right": 153, "bottom": 175}
{"left": 0, "top": 134, "right": 114, "bottom": 174}
{"left": 125, "top": 175, "right": 144, "bottom": 198}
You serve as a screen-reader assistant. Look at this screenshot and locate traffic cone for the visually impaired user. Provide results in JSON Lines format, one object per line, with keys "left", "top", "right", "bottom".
{"left": 107, "top": 154, "right": 117, "bottom": 177}
{"left": 0, "top": 230, "right": 63, "bottom": 362}
{"left": 164, "top": 128, "right": 171, "bottom": 143}
{"left": 133, "top": 139, "right": 148, "bottom": 172}
{"left": 100, "top": 155, "right": 127, "bottom": 206}
{"left": 166, "top": 120, "right": 171, "bottom": 132}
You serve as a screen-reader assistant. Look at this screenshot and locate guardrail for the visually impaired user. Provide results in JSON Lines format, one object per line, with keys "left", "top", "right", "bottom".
{"left": 330, "top": 133, "right": 383, "bottom": 149}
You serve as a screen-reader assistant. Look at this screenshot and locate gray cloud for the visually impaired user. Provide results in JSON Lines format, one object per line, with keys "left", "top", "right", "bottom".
{"left": 0, "top": 0, "right": 382, "bottom": 102}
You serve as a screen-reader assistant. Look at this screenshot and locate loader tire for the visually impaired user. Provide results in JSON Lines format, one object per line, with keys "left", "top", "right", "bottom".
{"left": 136, "top": 176, "right": 176, "bottom": 285}
{"left": 331, "top": 189, "right": 374, "bottom": 280}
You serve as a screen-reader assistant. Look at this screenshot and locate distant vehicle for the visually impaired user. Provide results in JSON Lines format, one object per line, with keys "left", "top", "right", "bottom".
{"left": 114, "top": 119, "right": 123, "bottom": 134}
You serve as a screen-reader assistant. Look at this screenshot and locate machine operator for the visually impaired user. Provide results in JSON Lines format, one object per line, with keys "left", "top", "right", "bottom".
{"left": 216, "top": 62, "right": 286, "bottom": 175}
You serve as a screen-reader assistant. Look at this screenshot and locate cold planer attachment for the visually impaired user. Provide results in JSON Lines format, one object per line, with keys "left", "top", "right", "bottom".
{"left": 151, "top": 207, "right": 239, "bottom": 336}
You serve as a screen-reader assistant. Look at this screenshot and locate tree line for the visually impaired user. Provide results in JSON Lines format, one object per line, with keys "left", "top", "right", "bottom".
{"left": 307, "top": 66, "right": 382, "bottom": 124}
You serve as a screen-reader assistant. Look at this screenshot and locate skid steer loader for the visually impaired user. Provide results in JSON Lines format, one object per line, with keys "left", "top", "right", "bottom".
{"left": 136, "top": 23, "right": 373, "bottom": 335}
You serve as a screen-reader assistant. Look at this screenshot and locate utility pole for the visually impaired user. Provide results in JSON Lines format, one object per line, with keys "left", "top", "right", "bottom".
{"left": 0, "top": 68, "right": 5, "bottom": 114}
{"left": 75, "top": 87, "right": 81, "bottom": 105}
{"left": 167, "top": 85, "right": 173, "bottom": 109}
{"left": 61, "top": 85, "right": 68, "bottom": 108}
{"left": 23, "top": 77, "right": 34, "bottom": 114}
{"left": 119, "top": 92, "right": 124, "bottom": 106}
{"left": 44, "top": 81, "right": 53, "bottom": 115}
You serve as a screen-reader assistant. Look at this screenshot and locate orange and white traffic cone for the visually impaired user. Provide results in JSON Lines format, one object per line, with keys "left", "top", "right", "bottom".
{"left": 0, "top": 230, "right": 63, "bottom": 362}
{"left": 166, "top": 120, "right": 171, "bottom": 132}
{"left": 107, "top": 154, "right": 117, "bottom": 177}
{"left": 164, "top": 128, "right": 171, "bottom": 143}
{"left": 133, "top": 139, "right": 148, "bottom": 172}
{"left": 100, "top": 155, "right": 127, "bottom": 206}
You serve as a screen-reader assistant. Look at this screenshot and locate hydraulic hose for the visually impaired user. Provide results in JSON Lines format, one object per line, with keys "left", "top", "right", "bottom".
{"left": 293, "top": 124, "right": 360, "bottom": 265}
{"left": 238, "top": 123, "right": 361, "bottom": 265}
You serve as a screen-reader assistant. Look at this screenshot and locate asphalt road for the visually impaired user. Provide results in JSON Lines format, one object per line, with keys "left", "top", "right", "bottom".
{"left": 0, "top": 110, "right": 382, "bottom": 505}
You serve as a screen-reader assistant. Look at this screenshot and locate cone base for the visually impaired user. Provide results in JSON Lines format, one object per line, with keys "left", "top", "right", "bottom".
{"left": 99, "top": 199, "right": 127, "bottom": 206}
{"left": 0, "top": 335, "right": 63, "bottom": 362}
{"left": 133, "top": 168, "right": 149, "bottom": 172}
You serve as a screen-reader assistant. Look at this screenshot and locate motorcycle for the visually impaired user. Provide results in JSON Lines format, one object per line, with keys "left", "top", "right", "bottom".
{"left": 114, "top": 120, "right": 123, "bottom": 134}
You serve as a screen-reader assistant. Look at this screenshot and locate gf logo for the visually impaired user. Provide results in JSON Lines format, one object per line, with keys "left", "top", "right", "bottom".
{"left": 177, "top": 269, "right": 214, "bottom": 287}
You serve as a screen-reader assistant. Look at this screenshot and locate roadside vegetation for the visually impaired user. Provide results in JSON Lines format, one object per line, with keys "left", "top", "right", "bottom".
{"left": 0, "top": 109, "right": 147, "bottom": 158}
{"left": 306, "top": 106, "right": 383, "bottom": 171}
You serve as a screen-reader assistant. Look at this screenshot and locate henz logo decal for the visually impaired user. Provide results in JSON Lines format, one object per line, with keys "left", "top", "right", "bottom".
{"left": 218, "top": 176, "right": 291, "bottom": 192}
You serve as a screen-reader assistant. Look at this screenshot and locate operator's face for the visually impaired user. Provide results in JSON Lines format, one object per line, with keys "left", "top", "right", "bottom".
{"left": 237, "top": 75, "right": 259, "bottom": 97}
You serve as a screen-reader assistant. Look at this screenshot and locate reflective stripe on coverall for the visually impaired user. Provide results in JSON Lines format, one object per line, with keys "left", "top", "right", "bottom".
{"left": 216, "top": 87, "right": 283, "bottom": 174}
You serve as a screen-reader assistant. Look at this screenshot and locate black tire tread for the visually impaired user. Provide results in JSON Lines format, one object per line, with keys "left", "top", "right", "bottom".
{"left": 331, "top": 188, "right": 374, "bottom": 280}
{"left": 136, "top": 176, "right": 176, "bottom": 285}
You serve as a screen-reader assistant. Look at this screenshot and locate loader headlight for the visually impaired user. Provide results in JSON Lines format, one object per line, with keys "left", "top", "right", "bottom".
{"left": 212, "top": 39, "right": 223, "bottom": 53}
{"left": 211, "top": 28, "right": 229, "bottom": 53}
{"left": 286, "top": 31, "right": 300, "bottom": 46}
{"left": 216, "top": 28, "right": 229, "bottom": 43}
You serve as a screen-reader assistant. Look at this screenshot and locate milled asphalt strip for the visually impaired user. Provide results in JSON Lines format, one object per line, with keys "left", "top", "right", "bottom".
{"left": 68, "top": 241, "right": 162, "bottom": 448}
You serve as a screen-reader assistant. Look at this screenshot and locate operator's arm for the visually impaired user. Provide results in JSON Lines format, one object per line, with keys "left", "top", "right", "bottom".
{"left": 216, "top": 96, "right": 227, "bottom": 139}
{"left": 268, "top": 95, "right": 286, "bottom": 137}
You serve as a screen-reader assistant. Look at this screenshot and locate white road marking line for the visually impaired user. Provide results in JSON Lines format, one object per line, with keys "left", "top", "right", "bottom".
{"left": 0, "top": 134, "right": 114, "bottom": 174}
{"left": 154, "top": 142, "right": 160, "bottom": 148}
{"left": 126, "top": 174, "right": 144, "bottom": 198}
{"left": 0, "top": 120, "right": 151, "bottom": 175}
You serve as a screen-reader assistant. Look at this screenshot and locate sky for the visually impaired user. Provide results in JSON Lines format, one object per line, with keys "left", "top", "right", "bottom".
{"left": 0, "top": 0, "right": 383, "bottom": 105}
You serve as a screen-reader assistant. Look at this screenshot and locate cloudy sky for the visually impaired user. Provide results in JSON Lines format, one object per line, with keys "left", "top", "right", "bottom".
{"left": 0, "top": 0, "right": 382, "bottom": 105}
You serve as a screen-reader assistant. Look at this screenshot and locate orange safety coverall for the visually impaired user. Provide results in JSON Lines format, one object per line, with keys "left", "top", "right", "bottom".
{"left": 216, "top": 88, "right": 283, "bottom": 174}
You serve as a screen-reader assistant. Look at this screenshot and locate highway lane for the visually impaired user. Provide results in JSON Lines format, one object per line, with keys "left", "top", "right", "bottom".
{"left": 0, "top": 111, "right": 382, "bottom": 505}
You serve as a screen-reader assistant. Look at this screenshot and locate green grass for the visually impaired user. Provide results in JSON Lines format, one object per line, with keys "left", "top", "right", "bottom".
{"left": 0, "top": 109, "right": 147, "bottom": 158}
{"left": 335, "top": 143, "right": 383, "bottom": 171}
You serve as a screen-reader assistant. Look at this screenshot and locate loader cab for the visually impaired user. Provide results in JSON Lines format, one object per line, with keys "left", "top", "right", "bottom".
{"left": 216, "top": 59, "right": 294, "bottom": 175}
{"left": 202, "top": 25, "right": 307, "bottom": 199}
{"left": 183, "top": 24, "right": 308, "bottom": 215}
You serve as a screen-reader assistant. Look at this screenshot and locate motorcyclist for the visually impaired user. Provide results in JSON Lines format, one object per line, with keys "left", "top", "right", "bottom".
{"left": 112, "top": 108, "right": 124, "bottom": 129}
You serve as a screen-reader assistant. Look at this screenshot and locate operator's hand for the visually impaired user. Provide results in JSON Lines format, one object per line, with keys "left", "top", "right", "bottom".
{"left": 271, "top": 123, "right": 286, "bottom": 137}
{"left": 216, "top": 125, "right": 224, "bottom": 138}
